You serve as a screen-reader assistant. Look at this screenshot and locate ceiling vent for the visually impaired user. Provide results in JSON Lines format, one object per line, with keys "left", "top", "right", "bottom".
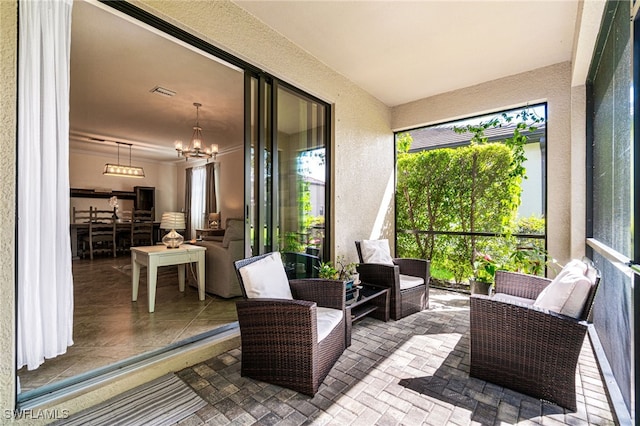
{"left": 150, "top": 86, "right": 176, "bottom": 97}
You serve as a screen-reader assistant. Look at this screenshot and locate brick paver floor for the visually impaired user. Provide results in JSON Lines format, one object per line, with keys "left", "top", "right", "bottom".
{"left": 176, "top": 289, "right": 617, "bottom": 425}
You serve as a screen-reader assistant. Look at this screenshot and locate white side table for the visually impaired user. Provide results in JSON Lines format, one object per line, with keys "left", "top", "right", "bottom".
{"left": 131, "top": 244, "right": 206, "bottom": 313}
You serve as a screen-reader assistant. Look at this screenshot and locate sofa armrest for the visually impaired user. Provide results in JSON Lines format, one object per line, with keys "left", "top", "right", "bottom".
{"left": 195, "top": 239, "right": 244, "bottom": 298}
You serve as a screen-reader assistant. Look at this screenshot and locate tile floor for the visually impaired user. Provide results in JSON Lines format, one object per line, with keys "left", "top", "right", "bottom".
{"left": 18, "top": 256, "right": 239, "bottom": 392}
{"left": 176, "top": 290, "right": 617, "bottom": 425}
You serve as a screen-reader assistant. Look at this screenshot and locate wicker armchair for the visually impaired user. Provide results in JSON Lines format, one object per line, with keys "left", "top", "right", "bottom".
{"left": 355, "top": 240, "right": 430, "bottom": 320}
{"left": 234, "top": 253, "right": 346, "bottom": 396}
{"left": 470, "top": 267, "right": 600, "bottom": 411}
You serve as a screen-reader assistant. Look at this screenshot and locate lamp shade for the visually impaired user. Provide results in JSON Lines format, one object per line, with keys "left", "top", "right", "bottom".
{"left": 160, "top": 212, "right": 186, "bottom": 230}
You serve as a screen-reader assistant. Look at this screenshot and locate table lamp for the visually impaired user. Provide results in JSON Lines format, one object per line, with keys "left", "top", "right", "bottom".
{"left": 208, "top": 212, "right": 220, "bottom": 229}
{"left": 160, "top": 212, "right": 186, "bottom": 248}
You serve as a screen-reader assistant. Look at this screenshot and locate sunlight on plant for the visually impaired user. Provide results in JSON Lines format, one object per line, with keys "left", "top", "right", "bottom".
{"left": 396, "top": 107, "right": 548, "bottom": 286}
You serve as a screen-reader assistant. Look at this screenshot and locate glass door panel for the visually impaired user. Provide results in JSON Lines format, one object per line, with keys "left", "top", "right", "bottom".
{"left": 246, "top": 77, "right": 328, "bottom": 265}
{"left": 276, "top": 86, "right": 327, "bottom": 264}
{"left": 246, "top": 74, "right": 274, "bottom": 255}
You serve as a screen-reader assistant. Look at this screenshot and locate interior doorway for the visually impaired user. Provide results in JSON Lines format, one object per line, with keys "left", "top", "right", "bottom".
{"left": 18, "top": 0, "right": 245, "bottom": 397}
{"left": 17, "top": 0, "right": 331, "bottom": 402}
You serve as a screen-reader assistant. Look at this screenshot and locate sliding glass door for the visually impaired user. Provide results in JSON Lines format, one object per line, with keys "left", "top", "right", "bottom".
{"left": 247, "top": 77, "right": 329, "bottom": 261}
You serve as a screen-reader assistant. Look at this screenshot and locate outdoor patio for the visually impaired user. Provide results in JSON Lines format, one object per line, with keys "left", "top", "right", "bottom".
{"left": 174, "top": 289, "right": 616, "bottom": 425}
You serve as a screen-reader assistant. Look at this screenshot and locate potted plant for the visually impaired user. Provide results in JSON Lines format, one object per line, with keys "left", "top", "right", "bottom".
{"left": 336, "top": 255, "right": 357, "bottom": 284}
{"left": 470, "top": 252, "right": 496, "bottom": 295}
{"left": 316, "top": 261, "right": 339, "bottom": 280}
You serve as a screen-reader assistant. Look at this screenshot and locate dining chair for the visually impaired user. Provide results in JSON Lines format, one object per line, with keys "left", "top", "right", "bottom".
{"left": 129, "top": 208, "right": 155, "bottom": 248}
{"left": 72, "top": 207, "right": 92, "bottom": 258}
{"left": 87, "top": 207, "right": 117, "bottom": 260}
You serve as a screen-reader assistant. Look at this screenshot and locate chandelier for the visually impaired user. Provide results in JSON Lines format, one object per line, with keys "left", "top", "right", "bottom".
{"left": 103, "top": 141, "right": 145, "bottom": 178}
{"left": 175, "top": 102, "right": 218, "bottom": 161}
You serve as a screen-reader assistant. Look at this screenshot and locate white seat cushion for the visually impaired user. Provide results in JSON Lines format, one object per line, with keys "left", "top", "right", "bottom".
{"left": 239, "top": 252, "right": 293, "bottom": 299}
{"left": 492, "top": 293, "right": 535, "bottom": 306}
{"left": 399, "top": 274, "right": 424, "bottom": 290}
{"left": 316, "top": 307, "right": 343, "bottom": 343}
{"left": 361, "top": 239, "right": 394, "bottom": 265}
{"left": 533, "top": 260, "right": 593, "bottom": 318}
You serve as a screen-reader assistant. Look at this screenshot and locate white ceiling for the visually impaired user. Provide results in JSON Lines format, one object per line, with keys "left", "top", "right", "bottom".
{"left": 69, "top": 1, "right": 245, "bottom": 162}
{"left": 233, "top": 0, "right": 579, "bottom": 107}
{"left": 70, "top": 0, "right": 580, "bottom": 162}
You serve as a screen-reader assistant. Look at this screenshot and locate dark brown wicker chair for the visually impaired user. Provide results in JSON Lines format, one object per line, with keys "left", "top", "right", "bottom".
{"left": 470, "top": 268, "right": 600, "bottom": 411}
{"left": 355, "top": 241, "right": 430, "bottom": 320}
{"left": 234, "top": 253, "right": 346, "bottom": 396}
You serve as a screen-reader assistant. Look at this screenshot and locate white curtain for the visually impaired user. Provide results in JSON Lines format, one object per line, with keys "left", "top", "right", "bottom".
{"left": 17, "top": 0, "right": 74, "bottom": 370}
{"left": 190, "top": 166, "right": 207, "bottom": 237}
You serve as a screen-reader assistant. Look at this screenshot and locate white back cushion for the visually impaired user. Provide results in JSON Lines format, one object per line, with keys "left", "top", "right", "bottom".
{"left": 560, "top": 259, "right": 588, "bottom": 275}
{"left": 361, "top": 239, "right": 394, "bottom": 265}
{"left": 533, "top": 260, "right": 593, "bottom": 319}
{"left": 239, "top": 252, "right": 293, "bottom": 299}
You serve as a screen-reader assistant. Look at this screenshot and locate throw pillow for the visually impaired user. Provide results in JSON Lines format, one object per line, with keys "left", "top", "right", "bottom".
{"left": 360, "top": 239, "right": 394, "bottom": 265}
{"left": 533, "top": 260, "right": 592, "bottom": 319}
{"left": 239, "top": 252, "right": 293, "bottom": 299}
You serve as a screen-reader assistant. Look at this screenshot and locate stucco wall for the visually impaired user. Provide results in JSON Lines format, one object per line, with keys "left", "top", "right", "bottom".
{"left": 392, "top": 62, "right": 577, "bottom": 266}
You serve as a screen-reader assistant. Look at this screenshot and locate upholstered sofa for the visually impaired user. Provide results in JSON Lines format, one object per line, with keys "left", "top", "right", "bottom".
{"left": 195, "top": 218, "right": 246, "bottom": 298}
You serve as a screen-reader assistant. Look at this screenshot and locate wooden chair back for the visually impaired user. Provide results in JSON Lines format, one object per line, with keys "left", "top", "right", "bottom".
{"left": 88, "top": 207, "right": 116, "bottom": 259}
{"left": 130, "top": 208, "right": 154, "bottom": 247}
{"left": 72, "top": 207, "right": 92, "bottom": 223}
